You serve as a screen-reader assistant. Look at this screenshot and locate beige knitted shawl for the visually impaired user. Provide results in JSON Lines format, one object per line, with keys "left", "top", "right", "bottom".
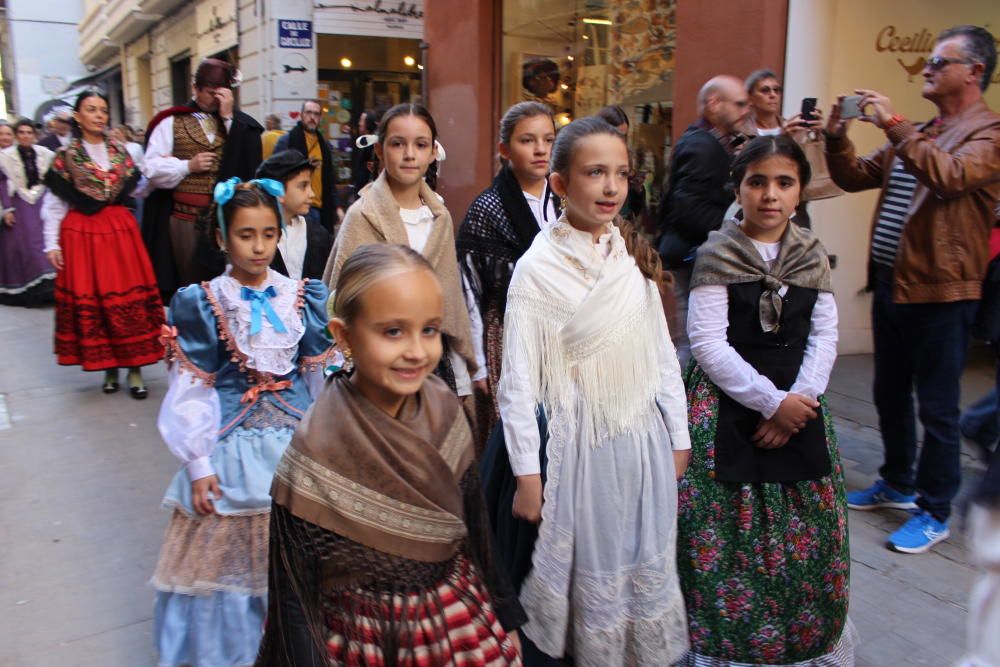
{"left": 322, "top": 171, "right": 477, "bottom": 371}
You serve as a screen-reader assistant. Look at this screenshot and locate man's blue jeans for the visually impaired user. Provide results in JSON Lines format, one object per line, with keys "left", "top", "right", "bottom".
{"left": 961, "top": 388, "right": 1000, "bottom": 450}
{"left": 872, "top": 266, "right": 977, "bottom": 520}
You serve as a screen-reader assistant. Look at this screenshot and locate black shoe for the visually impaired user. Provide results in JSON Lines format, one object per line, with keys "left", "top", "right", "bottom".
{"left": 129, "top": 385, "right": 149, "bottom": 400}
{"left": 102, "top": 380, "right": 120, "bottom": 394}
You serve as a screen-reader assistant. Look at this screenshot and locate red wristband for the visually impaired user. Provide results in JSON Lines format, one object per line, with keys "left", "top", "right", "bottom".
{"left": 884, "top": 114, "right": 906, "bottom": 130}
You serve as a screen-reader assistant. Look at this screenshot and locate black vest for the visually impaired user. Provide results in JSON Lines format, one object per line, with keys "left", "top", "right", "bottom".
{"left": 713, "top": 282, "right": 831, "bottom": 483}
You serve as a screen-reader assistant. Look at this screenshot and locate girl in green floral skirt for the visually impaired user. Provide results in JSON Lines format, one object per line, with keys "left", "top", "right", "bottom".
{"left": 677, "top": 134, "right": 851, "bottom": 666}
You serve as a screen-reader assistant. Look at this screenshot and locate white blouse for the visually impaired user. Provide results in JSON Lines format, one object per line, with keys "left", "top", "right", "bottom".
{"left": 687, "top": 238, "right": 839, "bottom": 420}
{"left": 523, "top": 185, "right": 558, "bottom": 226}
{"left": 398, "top": 202, "right": 483, "bottom": 390}
{"left": 500, "top": 222, "right": 691, "bottom": 477}
{"left": 277, "top": 214, "right": 309, "bottom": 281}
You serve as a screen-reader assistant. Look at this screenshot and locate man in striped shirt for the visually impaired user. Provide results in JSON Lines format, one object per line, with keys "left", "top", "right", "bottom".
{"left": 825, "top": 25, "right": 1000, "bottom": 554}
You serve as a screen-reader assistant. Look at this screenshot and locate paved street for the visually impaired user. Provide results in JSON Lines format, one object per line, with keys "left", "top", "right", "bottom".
{"left": 0, "top": 303, "right": 991, "bottom": 666}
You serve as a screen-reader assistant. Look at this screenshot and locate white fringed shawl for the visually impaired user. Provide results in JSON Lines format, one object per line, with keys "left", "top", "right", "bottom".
{"left": 0, "top": 145, "right": 54, "bottom": 204}
{"left": 501, "top": 218, "right": 663, "bottom": 442}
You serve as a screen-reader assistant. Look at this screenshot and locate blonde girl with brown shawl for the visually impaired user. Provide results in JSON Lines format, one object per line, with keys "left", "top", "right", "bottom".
{"left": 322, "top": 103, "right": 480, "bottom": 398}
{"left": 258, "top": 244, "right": 525, "bottom": 666}
{"left": 493, "top": 117, "right": 691, "bottom": 665}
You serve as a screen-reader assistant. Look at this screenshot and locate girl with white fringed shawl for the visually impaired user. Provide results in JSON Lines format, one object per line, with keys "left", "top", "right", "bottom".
{"left": 495, "top": 116, "right": 692, "bottom": 665}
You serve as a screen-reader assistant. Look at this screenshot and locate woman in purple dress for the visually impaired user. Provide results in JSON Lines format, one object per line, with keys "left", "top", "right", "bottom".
{"left": 0, "top": 119, "right": 56, "bottom": 306}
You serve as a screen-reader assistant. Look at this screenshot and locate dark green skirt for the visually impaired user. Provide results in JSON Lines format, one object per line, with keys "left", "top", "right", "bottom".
{"left": 678, "top": 363, "right": 851, "bottom": 665}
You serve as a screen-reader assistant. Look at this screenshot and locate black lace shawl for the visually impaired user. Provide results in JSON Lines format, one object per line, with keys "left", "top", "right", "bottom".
{"left": 255, "top": 467, "right": 526, "bottom": 666}
{"left": 17, "top": 146, "right": 39, "bottom": 188}
{"left": 456, "top": 165, "right": 557, "bottom": 315}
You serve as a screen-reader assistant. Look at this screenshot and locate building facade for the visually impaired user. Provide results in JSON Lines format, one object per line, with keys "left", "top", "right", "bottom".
{"left": 2, "top": 0, "right": 87, "bottom": 120}
{"left": 77, "top": 0, "right": 1000, "bottom": 353}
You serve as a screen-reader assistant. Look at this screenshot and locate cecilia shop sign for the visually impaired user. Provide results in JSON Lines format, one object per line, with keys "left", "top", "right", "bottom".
{"left": 875, "top": 24, "right": 1000, "bottom": 85}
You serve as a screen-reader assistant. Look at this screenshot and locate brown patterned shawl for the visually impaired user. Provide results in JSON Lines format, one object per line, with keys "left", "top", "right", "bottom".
{"left": 271, "top": 373, "right": 475, "bottom": 563}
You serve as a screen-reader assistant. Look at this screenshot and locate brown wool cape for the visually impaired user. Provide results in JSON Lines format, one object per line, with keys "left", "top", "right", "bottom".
{"left": 321, "top": 171, "right": 477, "bottom": 373}
{"left": 271, "top": 374, "right": 475, "bottom": 562}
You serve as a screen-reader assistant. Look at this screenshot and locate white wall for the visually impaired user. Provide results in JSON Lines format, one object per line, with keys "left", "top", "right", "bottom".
{"left": 6, "top": 0, "right": 88, "bottom": 118}
{"left": 784, "top": 0, "right": 1000, "bottom": 354}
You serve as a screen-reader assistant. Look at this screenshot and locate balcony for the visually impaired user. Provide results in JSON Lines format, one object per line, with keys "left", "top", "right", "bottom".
{"left": 106, "top": 0, "right": 163, "bottom": 44}
{"left": 79, "top": 1, "right": 118, "bottom": 65}
{"left": 138, "top": 0, "right": 188, "bottom": 17}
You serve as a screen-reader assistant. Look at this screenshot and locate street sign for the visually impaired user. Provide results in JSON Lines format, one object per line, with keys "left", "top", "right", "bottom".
{"left": 278, "top": 20, "right": 313, "bottom": 49}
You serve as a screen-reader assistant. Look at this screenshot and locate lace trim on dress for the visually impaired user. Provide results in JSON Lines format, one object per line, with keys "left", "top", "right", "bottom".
{"left": 518, "top": 408, "right": 690, "bottom": 665}
{"left": 159, "top": 324, "right": 217, "bottom": 386}
{"left": 151, "top": 509, "right": 270, "bottom": 596}
{"left": 204, "top": 270, "right": 307, "bottom": 376}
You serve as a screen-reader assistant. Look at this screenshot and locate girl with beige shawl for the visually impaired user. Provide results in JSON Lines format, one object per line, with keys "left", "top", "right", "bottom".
{"left": 323, "top": 103, "right": 479, "bottom": 397}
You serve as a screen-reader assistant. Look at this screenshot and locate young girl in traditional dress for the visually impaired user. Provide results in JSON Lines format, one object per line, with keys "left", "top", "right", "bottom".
{"left": 679, "top": 134, "right": 851, "bottom": 666}
{"left": 41, "top": 90, "right": 164, "bottom": 396}
{"left": 494, "top": 116, "right": 691, "bottom": 665}
{"left": 258, "top": 243, "right": 525, "bottom": 666}
{"left": 457, "top": 101, "right": 557, "bottom": 424}
{"left": 152, "top": 178, "right": 334, "bottom": 666}
{"left": 323, "top": 103, "right": 479, "bottom": 398}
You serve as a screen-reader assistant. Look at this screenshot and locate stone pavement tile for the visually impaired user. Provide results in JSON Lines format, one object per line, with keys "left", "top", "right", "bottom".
{"left": 0, "top": 306, "right": 173, "bottom": 667}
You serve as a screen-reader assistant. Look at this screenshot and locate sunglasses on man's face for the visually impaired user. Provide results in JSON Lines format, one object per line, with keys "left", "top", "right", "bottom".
{"left": 926, "top": 55, "right": 976, "bottom": 71}
{"left": 756, "top": 85, "right": 783, "bottom": 95}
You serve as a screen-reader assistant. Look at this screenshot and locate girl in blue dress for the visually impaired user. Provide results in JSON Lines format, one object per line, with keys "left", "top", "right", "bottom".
{"left": 151, "top": 178, "right": 335, "bottom": 667}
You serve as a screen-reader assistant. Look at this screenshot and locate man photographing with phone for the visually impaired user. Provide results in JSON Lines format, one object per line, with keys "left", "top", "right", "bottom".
{"left": 824, "top": 25, "right": 1000, "bottom": 554}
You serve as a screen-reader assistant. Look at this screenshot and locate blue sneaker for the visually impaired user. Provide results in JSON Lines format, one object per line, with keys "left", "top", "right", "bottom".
{"left": 888, "top": 509, "right": 951, "bottom": 554}
{"left": 846, "top": 479, "right": 917, "bottom": 510}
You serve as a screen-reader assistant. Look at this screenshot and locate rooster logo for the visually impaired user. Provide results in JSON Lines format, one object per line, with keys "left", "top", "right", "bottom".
{"left": 898, "top": 57, "right": 927, "bottom": 82}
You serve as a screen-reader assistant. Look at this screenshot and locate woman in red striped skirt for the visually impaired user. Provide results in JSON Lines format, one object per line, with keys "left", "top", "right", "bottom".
{"left": 41, "top": 89, "right": 163, "bottom": 398}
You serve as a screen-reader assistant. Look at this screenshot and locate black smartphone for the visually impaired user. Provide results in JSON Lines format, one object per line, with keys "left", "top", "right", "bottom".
{"left": 801, "top": 97, "right": 818, "bottom": 122}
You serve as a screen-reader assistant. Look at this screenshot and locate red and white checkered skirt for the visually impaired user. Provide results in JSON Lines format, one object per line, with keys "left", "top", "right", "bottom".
{"left": 324, "top": 554, "right": 521, "bottom": 666}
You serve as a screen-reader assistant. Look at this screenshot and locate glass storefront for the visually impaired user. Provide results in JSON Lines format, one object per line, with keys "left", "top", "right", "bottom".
{"left": 502, "top": 0, "right": 677, "bottom": 222}
{"left": 316, "top": 34, "right": 422, "bottom": 202}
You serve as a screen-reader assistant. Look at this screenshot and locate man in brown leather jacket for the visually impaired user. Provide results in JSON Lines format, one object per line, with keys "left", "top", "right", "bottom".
{"left": 825, "top": 25, "right": 1000, "bottom": 554}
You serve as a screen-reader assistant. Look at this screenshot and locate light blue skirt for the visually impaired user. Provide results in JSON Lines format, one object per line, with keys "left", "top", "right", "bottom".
{"left": 154, "top": 426, "right": 293, "bottom": 667}
{"left": 154, "top": 590, "right": 266, "bottom": 667}
{"left": 161, "top": 426, "right": 293, "bottom": 516}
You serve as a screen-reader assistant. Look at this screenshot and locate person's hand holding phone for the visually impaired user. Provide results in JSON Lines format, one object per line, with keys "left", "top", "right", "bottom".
{"left": 854, "top": 89, "right": 897, "bottom": 129}
{"left": 825, "top": 96, "right": 852, "bottom": 139}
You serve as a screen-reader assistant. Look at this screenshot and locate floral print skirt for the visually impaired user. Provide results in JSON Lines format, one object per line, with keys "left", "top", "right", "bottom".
{"left": 677, "top": 364, "right": 851, "bottom": 666}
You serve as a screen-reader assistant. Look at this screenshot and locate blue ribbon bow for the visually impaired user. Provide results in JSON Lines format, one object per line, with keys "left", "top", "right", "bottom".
{"left": 241, "top": 285, "right": 289, "bottom": 336}
{"left": 213, "top": 177, "right": 286, "bottom": 239}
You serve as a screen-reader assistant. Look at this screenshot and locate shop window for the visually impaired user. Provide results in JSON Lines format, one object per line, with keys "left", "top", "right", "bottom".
{"left": 315, "top": 34, "right": 422, "bottom": 204}
{"left": 502, "top": 0, "right": 677, "bottom": 223}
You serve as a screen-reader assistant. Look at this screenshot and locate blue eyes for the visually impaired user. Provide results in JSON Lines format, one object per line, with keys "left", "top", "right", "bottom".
{"left": 383, "top": 326, "right": 440, "bottom": 338}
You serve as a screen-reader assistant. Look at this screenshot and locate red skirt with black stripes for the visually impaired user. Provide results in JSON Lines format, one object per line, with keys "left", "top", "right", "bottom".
{"left": 54, "top": 205, "right": 164, "bottom": 370}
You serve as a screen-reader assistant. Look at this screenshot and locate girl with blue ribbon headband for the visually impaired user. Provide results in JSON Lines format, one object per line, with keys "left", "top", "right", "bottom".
{"left": 152, "top": 175, "right": 336, "bottom": 666}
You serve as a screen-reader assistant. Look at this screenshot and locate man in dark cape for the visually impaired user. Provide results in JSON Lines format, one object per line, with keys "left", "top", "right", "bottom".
{"left": 275, "top": 99, "right": 340, "bottom": 236}
{"left": 142, "top": 58, "right": 264, "bottom": 301}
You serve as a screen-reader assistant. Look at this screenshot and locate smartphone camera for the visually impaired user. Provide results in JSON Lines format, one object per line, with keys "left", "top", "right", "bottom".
{"left": 801, "top": 97, "right": 817, "bottom": 122}
{"left": 840, "top": 95, "right": 864, "bottom": 120}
